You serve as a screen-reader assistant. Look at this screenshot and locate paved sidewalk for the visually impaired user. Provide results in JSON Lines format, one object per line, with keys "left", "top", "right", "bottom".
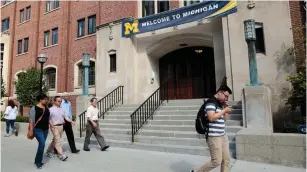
{"left": 1, "top": 134, "right": 305, "bottom": 172}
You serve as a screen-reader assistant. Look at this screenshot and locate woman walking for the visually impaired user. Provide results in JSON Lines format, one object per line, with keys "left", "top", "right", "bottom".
{"left": 4, "top": 100, "right": 18, "bottom": 137}
{"left": 29, "top": 94, "right": 51, "bottom": 169}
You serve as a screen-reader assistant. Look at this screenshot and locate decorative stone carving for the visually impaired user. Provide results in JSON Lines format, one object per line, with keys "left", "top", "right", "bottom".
{"left": 173, "top": 25, "right": 178, "bottom": 31}
{"left": 247, "top": 0, "right": 255, "bottom": 9}
{"left": 109, "top": 22, "right": 114, "bottom": 40}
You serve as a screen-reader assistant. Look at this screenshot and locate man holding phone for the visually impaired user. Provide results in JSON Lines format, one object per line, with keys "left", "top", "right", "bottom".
{"left": 190, "top": 85, "right": 233, "bottom": 172}
{"left": 83, "top": 98, "right": 109, "bottom": 152}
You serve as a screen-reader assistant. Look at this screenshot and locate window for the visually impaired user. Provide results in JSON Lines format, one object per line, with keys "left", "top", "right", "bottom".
{"left": 88, "top": 15, "right": 96, "bottom": 34}
{"left": 20, "top": 9, "right": 24, "bottom": 23}
{"left": 54, "top": 0, "right": 59, "bottom": 8}
{"left": 24, "top": 38, "right": 29, "bottom": 52}
{"left": 77, "top": 19, "right": 85, "bottom": 37}
{"left": 142, "top": 0, "right": 155, "bottom": 17}
{"left": 26, "top": 6, "right": 31, "bottom": 20}
{"left": 184, "top": 0, "right": 201, "bottom": 6}
{"left": 78, "top": 61, "right": 95, "bottom": 86}
{"left": 46, "top": 1, "right": 51, "bottom": 12}
{"left": 1, "top": 43, "right": 4, "bottom": 51}
{"left": 45, "top": 68, "right": 56, "bottom": 89}
{"left": 255, "top": 22, "right": 266, "bottom": 54}
{"left": 158, "top": 0, "right": 170, "bottom": 13}
{"left": 17, "top": 40, "right": 22, "bottom": 54}
{"left": 44, "top": 31, "right": 50, "bottom": 47}
{"left": 110, "top": 54, "right": 116, "bottom": 72}
{"left": 1, "top": 18, "right": 9, "bottom": 32}
{"left": 52, "top": 28, "right": 58, "bottom": 45}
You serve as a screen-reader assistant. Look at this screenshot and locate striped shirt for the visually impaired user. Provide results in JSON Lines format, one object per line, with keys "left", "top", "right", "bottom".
{"left": 204, "top": 98, "right": 225, "bottom": 137}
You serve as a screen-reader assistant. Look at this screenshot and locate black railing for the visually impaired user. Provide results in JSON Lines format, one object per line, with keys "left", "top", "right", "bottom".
{"left": 130, "top": 83, "right": 169, "bottom": 142}
{"left": 79, "top": 86, "right": 124, "bottom": 138}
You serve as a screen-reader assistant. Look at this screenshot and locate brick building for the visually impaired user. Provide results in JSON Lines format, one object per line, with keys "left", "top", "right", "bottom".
{"left": 0, "top": 0, "right": 305, "bottom": 116}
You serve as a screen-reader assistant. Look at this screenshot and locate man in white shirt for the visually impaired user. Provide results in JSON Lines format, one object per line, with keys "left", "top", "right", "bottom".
{"left": 83, "top": 98, "right": 109, "bottom": 151}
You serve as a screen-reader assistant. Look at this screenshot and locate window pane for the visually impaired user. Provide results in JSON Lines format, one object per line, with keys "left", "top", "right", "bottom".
{"left": 158, "top": 0, "right": 170, "bottom": 13}
{"left": 44, "top": 31, "right": 49, "bottom": 47}
{"left": 18, "top": 40, "right": 22, "bottom": 54}
{"left": 110, "top": 54, "right": 116, "bottom": 72}
{"left": 46, "top": 1, "right": 50, "bottom": 12}
{"left": 54, "top": 0, "right": 59, "bottom": 8}
{"left": 89, "top": 62, "right": 95, "bottom": 85}
{"left": 78, "top": 65, "right": 83, "bottom": 86}
{"left": 88, "top": 15, "right": 96, "bottom": 34}
{"left": 255, "top": 23, "right": 266, "bottom": 54}
{"left": 20, "top": 9, "right": 24, "bottom": 23}
{"left": 52, "top": 28, "right": 58, "bottom": 45}
{"left": 24, "top": 38, "right": 29, "bottom": 52}
{"left": 26, "top": 6, "right": 31, "bottom": 20}
{"left": 142, "top": 0, "right": 155, "bottom": 17}
{"left": 1, "top": 43, "right": 4, "bottom": 51}
{"left": 1, "top": 52, "right": 3, "bottom": 61}
{"left": 1, "top": 18, "right": 9, "bottom": 32}
{"left": 78, "top": 19, "right": 85, "bottom": 37}
{"left": 45, "top": 68, "right": 56, "bottom": 89}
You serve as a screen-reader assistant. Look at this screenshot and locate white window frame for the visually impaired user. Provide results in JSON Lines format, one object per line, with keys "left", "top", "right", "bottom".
{"left": 138, "top": 0, "right": 170, "bottom": 18}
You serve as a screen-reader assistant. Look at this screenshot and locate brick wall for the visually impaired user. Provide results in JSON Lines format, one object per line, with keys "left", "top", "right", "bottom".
{"left": 289, "top": 1, "right": 306, "bottom": 70}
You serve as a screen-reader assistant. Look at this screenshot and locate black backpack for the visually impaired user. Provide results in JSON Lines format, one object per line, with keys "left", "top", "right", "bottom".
{"left": 195, "top": 99, "right": 216, "bottom": 139}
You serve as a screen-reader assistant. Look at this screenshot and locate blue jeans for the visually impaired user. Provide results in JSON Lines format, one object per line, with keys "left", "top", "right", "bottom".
{"left": 33, "top": 128, "right": 48, "bottom": 165}
{"left": 6, "top": 119, "right": 16, "bottom": 134}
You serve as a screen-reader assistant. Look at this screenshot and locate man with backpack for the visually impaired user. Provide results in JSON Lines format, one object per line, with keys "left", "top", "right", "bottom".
{"left": 191, "top": 85, "right": 233, "bottom": 172}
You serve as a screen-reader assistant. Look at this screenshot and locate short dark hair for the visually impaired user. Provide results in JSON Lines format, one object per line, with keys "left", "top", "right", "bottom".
{"left": 8, "top": 100, "right": 16, "bottom": 108}
{"left": 90, "top": 97, "right": 97, "bottom": 103}
{"left": 36, "top": 94, "right": 48, "bottom": 101}
{"left": 218, "top": 85, "right": 232, "bottom": 94}
{"left": 54, "top": 96, "right": 61, "bottom": 101}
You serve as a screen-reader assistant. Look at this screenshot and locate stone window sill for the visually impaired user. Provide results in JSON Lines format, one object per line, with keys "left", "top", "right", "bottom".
{"left": 44, "top": 7, "right": 60, "bottom": 15}
{"left": 18, "top": 20, "right": 30, "bottom": 26}
{"left": 75, "top": 33, "right": 96, "bottom": 41}
{"left": 74, "top": 85, "right": 95, "bottom": 89}
{"left": 16, "top": 52, "right": 28, "bottom": 57}
{"left": 42, "top": 44, "right": 58, "bottom": 50}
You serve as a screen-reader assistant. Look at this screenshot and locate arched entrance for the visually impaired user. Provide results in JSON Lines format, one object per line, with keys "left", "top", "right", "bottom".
{"left": 159, "top": 46, "right": 216, "bottom": 99}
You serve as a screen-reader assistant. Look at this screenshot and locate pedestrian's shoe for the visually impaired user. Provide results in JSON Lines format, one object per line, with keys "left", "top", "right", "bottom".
{"left": 14, "top": 130, "right": 18, "bottom": 136}
{"left": 83, "top": 148, "right": 90, "bottom": 151}
{"left": 101, "top": 145, "right": 110, "bottom": 151}
{"left": 190, "top": 170, "right": 195, "bottom": 172}
{"left": 59, "top": 154, "right": 68, "bottom": 161}
{"left": 4, "top": 134, "right": 9, "bottom": 137}
{"left": 46, "top": 152, "right": 54, "bottom": 158}
{"left": 35, "top": 163, "right": 42, "bottom": 169}
{"left": 72, "top": 149, "right": 80, "bottom": 153}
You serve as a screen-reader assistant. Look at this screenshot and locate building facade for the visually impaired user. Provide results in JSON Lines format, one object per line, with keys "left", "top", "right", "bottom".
{"left": 95, "top": 0, "right": 305, "bottom": 115}
{"left": 1, "top": 0, "right": 305, "bottom": 116}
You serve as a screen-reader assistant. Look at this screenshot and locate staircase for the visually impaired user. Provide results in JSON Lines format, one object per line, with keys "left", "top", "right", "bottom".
{"left": 75, "top": 99, "right": 243, "bottom": 158}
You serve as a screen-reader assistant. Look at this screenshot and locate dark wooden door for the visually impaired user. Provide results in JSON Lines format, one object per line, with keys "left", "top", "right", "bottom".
{"left": 159, "top": 46, "right": 216, "bottom": 99}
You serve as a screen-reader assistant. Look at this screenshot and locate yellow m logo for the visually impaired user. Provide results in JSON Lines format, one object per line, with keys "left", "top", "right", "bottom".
{"left": 124, "top": 20, "right": 139, "bottom": 35}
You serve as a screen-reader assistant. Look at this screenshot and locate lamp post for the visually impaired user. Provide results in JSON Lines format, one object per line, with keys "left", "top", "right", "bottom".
{"left": 82, "top": 53, "right": 90, "bottom": 96}
{"left": 244, "top": 19, "right": 261, "bottom": 86}
{"left": 37, "top": 54, "right": 48, "bottom": 95}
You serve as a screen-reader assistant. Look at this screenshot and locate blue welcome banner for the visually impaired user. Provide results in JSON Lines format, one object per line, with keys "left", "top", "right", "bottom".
{"left": 122, "top": 0, "right": 237, "bottom": 38}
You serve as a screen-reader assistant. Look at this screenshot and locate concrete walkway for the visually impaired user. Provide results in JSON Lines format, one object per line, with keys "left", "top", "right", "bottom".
{"left": 1, "top": 134, "right": 305, "bottom": 172}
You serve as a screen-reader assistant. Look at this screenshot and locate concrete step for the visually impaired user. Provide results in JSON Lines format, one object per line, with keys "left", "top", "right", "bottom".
{"left": 107, "top": 109, "right": 242, "bottom": 116}
{"left": 99, "top": 119, "right": 242, "bottom": 126}
{"left": 73, "top": 137, "right": 236, "bottom": 157}
{"left": 105, "top": 113, "right": 242, "bottom": 121}
{"left": 98, "top": 123, "right": 242, "bottom": 133}
{"left": 137, "top": 130, "right": 237, "bottom": 141}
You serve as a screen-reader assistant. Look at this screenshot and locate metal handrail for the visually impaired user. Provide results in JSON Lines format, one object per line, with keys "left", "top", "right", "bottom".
{"left": 130, "top": 82, "right": 169, "bottom": 142}
{"left": 78, "top": 86, "right": 124, "bottom": 138}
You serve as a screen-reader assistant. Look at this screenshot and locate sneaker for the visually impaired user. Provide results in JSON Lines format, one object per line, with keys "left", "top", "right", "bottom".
{"left": 36, "top": 164, "right": 42, "bottom": 169}
{"left": 4, "top": 134, "right": 9, "bottom": 137}
{"left": 14, "top": 130, "right": 18, "bottom": 136}
{"left": 101, "top": 145, "right": 110, "bottom": 151}
{"left": 83, "top": 148, "right": 90, "bottom": 151}
{"left": 46, "top": 152, "right": 54, "bottom": 158}
{"left": 59, "top": 154, "right": 68, "bottom": 161}
{"left": 190, "top": 170, "right": 194, "bottom": 172}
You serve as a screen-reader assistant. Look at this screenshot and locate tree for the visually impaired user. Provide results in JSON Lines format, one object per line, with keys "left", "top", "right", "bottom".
{"left": 1, "top": 75, "right": 6, "bottom": 97}
{"left": 14, "top": 67, "right": 48, "bottom": 106}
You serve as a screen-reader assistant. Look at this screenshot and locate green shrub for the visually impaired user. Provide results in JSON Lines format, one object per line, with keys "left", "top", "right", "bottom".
{"left": 1, "top": 115, "right": 29, "bottom": 123}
